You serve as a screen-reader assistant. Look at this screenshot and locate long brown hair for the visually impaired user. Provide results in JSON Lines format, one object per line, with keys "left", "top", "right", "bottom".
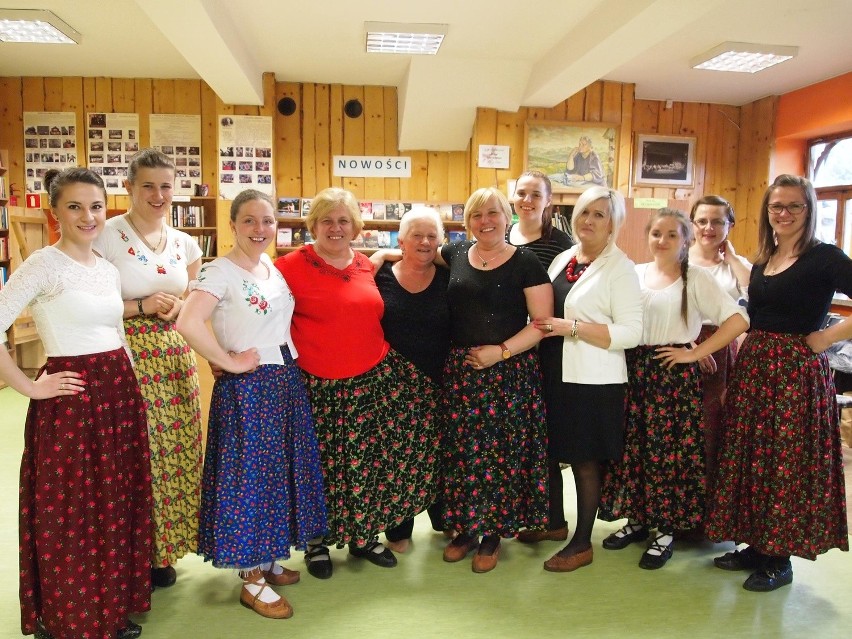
{"left": 516, "top": 170, "right": 555, "bottom": 241}
{"left": 755, "top": 174, "right": 818, "bottom": 265}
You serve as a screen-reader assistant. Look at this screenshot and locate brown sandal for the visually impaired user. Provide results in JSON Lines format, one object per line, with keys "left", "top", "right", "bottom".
{"left": 239, "top": 569, "right": 293, "bottom": 619}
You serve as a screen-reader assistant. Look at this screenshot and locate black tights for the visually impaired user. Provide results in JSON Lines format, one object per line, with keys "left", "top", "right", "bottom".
{"left": 553, "top": 459, "right": 603, "bottom": 556}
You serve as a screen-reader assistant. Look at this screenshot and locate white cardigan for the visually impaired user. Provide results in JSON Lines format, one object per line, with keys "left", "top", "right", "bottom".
{"left": 547, "top": 243, "right": 643, "bottom": 384}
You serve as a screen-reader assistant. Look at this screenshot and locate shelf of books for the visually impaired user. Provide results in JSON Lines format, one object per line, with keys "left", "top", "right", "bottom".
{"left": 169, "top": 196, "right": 217, "bottom": 261}
{"left": 274, "top": 197, "right": 467, "bottom": 254}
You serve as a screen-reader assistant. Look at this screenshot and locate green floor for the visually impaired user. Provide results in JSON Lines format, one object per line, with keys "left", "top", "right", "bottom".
{"left": 1, "top": 386, "right": 850, "bottom": 639}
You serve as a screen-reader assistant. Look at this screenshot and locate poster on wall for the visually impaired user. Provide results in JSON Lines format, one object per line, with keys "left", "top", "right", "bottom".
{"left": 150, "top": 114, "right": 203, "bottom": 197}
{"left": 218, "top": 115, "right": 273, "bottom": 200}
{"left": 86, "top": 112, "right": 140, "bottom": 194}
{"left": 23, "top": 112, "right": 78, "bottom": 195}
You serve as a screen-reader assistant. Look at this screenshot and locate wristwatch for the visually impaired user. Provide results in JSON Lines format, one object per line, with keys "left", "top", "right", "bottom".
{"left": 499, "top": 342, "right": 512, "bottom": 360}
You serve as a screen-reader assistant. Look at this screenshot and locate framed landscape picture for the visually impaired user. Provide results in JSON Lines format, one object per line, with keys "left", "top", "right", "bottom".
{"left": 524, "top": 121, "right": 619, "bottom": 194}
{"left": 634, "top": 134, "right": 696, "bottom": 187}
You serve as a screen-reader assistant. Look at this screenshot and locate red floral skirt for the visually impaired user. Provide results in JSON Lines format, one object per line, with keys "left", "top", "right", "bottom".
{"left": 706, "top": 330, "right": 849, "bottom": 559}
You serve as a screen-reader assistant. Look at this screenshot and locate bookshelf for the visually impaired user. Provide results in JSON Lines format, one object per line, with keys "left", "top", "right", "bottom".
{"left": 274, "top": 199, "right": 467, "bottom": 255}
{"left": 169, "top": 196, "right": 218, "bottom": 261}
{"left": 0, "top": 150, "right": 10, "bottom": 381}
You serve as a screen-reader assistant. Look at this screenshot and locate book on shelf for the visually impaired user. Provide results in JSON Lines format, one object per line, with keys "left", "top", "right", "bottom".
{"left": 389, "top": 230, "right": 399, "bottom": 248}
{"left": 292, "top": 228, "right": 305, "bottom": 247}
{"left": 350, "top": 232, "right": 365, "bottom": 248}
{"left": 385, "top": 202, "right": 403, "bottom": 220}
{"left": 171, "top": 204, "right": 204, "bottom": 228}
{"left": 438, "top": 204, "right": 453, "bottom": 220}
{"left": 451, "top": 204, "right": 464, "bottom": 221}
{"left": 277, "top": 197, "right": 300, "bottom": 218}
{"left": 0, "top": 235, "right": 7, "bottom": 260}
{"left": 372, "top": 202, "right": 386, "bottom": 220}
{"left": 359, "top": 201, "right": 373, "bottom": 220}
{"left": 362, "top": 229, "right": 379, "bottom": 248}
{"left": 0, "top": 205, "right": 7, "bottom": 230}
{"left": 276, "top": 227, "right": 292, "bottom": 248}
{"left": 0, "top": 176, "right": 6, "bottom": 200}
{"left": 201, "top": 233, "right": 216, "bottom": 257}
{"left": 300, "top": 198, "right": 312, "bottom": 216}
{"left": 0, "top": 266, "right": 7, "bottom": 288}
{"left": 377, "top": 230, "right": 391, "bottom": 248}
{"left": 448, "top": 230, "right": 467, "bottom": 243}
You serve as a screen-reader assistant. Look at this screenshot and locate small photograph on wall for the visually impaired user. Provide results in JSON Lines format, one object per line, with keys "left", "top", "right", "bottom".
{"left": 633, "top": 134, "right": 696, "bottom": 187}
{"left": 524, "top": 121, "right": 618, "bottom": 194}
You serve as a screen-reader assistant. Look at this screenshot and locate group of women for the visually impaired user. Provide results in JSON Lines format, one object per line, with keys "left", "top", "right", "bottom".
{"left": 1, "top": 156, "right": 850, "bottom": 637}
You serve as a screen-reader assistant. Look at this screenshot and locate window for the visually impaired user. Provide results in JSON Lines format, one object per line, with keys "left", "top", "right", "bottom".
{"left": 809, "top": 132, "right": 852, "bottom": 256}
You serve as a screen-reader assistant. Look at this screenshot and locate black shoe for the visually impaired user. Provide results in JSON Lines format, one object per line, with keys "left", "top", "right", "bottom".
{"left": 35, "top": 620, "right": 55, "bottom": 639}
{"left": 714, "top": 546, "right": 762, "bottom": 571}
{"left": 305, "top": 545, "right": 333, "bottom": 579}
{"left": 117, "top": 620, "right": 143, "bottom": 639}
{"left": 349, "top": 539, "right": 397, "bottom": 568}
{"left": 602, "top": 524, "right": 649, "bottom": 550}
{"left": 743, "top": 561, "right": 793, "bottom": 592}
{"left": 638, "top": 534, "right": 674, "bottom": 570}
{"left": 151, "top": 565, "right": 176, "bottom": 588}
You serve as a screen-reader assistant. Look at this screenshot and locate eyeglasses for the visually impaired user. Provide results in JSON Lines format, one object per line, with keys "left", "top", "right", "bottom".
{"left": 692, "top": 218, "right": 728, "bottom": 229}
{"left": 767, "top": 202, "right": 807, "bottom": 215}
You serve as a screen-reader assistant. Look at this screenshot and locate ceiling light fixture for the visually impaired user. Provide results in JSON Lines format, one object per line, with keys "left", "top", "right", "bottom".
{"left": 691, "top": 41, "right": 797, "bottom": 73}
{"left": 365, "top": 21, "right": 447, "bottom": 55}
{"left": 0, "top": 8, "right": 80, "bottom": 44}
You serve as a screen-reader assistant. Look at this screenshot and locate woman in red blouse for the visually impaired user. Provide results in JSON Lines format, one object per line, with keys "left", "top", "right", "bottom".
{"left": 274, "top": 188, "right": 440, "bottom": 579}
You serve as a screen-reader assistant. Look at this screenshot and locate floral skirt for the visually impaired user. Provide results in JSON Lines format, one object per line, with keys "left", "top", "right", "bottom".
{"left": 302, "top": 349, "right": 440, "bottom": 547}
{"left": 20, "top": 349, "right": 152, "bottom": 639}
{"left": 706, "top": 330, "right": 849, "bottom": 559}
{"left": 441, "top": 347, "right": 549, "bottom": 537}
{"left": 198, "top": 352, "right": 327, "bottom": 568}
{"left": 695, "top": 324, "right": 739, "bottom": 489}
{"left": 599, "top": 345, "right": 706, "bottom": 531}
{"left": 125, "top": 316, "right": 203, "bottom": 565}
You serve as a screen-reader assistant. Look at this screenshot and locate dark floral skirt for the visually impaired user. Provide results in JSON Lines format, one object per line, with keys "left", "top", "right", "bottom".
{"left": 302, "top": 349, "right": 440, "bottom": 547}
{"left": 199, "top": 351, "right": 327, "bottom": 568}
{"left": 20, "top": 349, "right": 152, "bottom": 639}
{"left": 599, "top": 345, "right": 706, "bottom": 531}
{"left": 441, "top": 347, "right": 549, "bottom": 537}
{"left": 706, "top": 330, "right": 849, "bottom": 559}
{"left": 695, "top": 324, "right": 739, "bottom": 490}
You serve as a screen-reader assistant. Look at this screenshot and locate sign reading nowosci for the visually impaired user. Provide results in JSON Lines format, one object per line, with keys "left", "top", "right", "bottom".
{"left": 333, "top": 156, "right": 412, "bottom": 178}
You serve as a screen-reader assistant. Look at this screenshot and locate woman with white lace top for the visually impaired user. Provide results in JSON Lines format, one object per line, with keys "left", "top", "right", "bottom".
{"left": 0, "top": 167, "right": 151, "bottom": 639}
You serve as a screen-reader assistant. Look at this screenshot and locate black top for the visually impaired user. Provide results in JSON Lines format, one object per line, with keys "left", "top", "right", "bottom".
{"left": 374, "top": 261, "right": 451, "bottom": 383}
{"left": 507, "top": 223, "right": 574, "bottom": 270}
{"left": 440, "top": 240, "right": 550, "bottom": 347}
{"left": 748, "top": 242, "right": 852, "bottom": 334}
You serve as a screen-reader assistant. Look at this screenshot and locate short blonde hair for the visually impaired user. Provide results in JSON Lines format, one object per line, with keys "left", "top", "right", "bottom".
{"left": 399, "top": 206, "right": 445, "bottom": 243}
{"left": 305, "top": 187, "right": 363, "bottom": 237}
{"left": 464, "top": 187, "right": 512, "bottom": 231}
{"left": 570, "top": 186, "right": 626, "bottom": 244}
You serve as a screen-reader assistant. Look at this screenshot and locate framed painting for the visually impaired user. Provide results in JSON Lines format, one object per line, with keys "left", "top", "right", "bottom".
{"left": 633, "top": 134, "right": 696, "bottom": 187}
{"left": 524, "top": 121, "right": 619, "bottom": 194}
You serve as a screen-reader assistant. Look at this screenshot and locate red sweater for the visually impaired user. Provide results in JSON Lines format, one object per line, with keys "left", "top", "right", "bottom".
{"left": 274, "top": 245, "right": 389, "bottom": 379}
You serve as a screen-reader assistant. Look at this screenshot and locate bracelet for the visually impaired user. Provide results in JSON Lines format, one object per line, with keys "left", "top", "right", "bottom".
{"left": 571, "top": 319, "right": 579, "bottom": 339}
{"left": 137, "top": 298, "right": 145, "bottom": 316}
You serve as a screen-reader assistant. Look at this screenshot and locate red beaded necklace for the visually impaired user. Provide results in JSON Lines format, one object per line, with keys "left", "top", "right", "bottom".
{"left": 565, "top": 255, "right": 592, "bottom": 282}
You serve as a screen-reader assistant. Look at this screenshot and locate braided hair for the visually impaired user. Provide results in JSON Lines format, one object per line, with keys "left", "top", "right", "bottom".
{"left": 647, "top": 207, "right": 693, "bottom": 325}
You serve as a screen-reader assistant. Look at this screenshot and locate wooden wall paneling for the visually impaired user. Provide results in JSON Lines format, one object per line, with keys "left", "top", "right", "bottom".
{"left": 0, "top": 78, "right": 24, "bottom": 192}
{"left": 525, "top": 107, "right": 550, "bottom": 122}
{"left": 363, "top": 85, "right": 385, "bottom": 200}
{"left": 632, "top": 100, "right": 659, "bottom": 133}
{"left": 276, "top": 82, "right": 302, "bottom": 198}
{"left": 43, "top": 78, "right": 63, "bottom": 111}
{"left": 601, "top": 81, "right": 622, "bottom": 124}
{"left": 717, "top": 105, "right": 741, "bottom": 212}
{"left": 341, "top": 85, "right": 365, "bottom": 197}
{"left": 382, "top": 86, "right": 399, "bottom": 201}
{"left": 152, "top": 79, "right": 175, "bottom": 114}
{"left": 565, "top": 91, "right": 585, "bottom": 122}
{"left": 133, "top": 79, "right": 153, "bottom": 147}
{"left": 473, "top": 107, "right": 497, "bottom": 189}
{"left": 173, "top": 79, "right": 200, "bottom": 115}
{"left": 199, "top": 82, "right": 218, "bottom": 195}
{"left": 542, "top": 98, "right": 567, "bottom": 121}
{"left": 112, "top": 78, "right": 136, "bottom": 113}
{"left": 299, "top": 83, "right": 318, "bottom": 198}
{"left": 94, "top": 77, "right": 112, "bottom": 113}
{"left": 314, "top": 83, "right": 332, "bottom": 194}
{"left": 687, "top": 102, "right": 710, "bottom": 202}
{"left": 22, "top": 77, "right": 44, "bottom": 113}
{"left": 496, "top": 109, "right": 522, "bottom": 193}
{"left": 402, "top": 151, "right": 428, "bottom": 201}
{"left": 617, "top": 84, "right": 634, "bottom": 194}
{"left": 447, "top": 150, "right": 470, "bottom": 203}
{"left": 329, "top": 84, "right": 343, "bottom": 189}
{"left": 657, "top": 100, "right": 674, "bottom": 135}
{"left": 583, "top": 81, "right": 603, "bottom": 122}
{"left": 61, "top": 77, "right": 85, "bottom": 157}
{"left": 259, "top": 73, "right": 276, "bottom": 117}
{"left": 426, "top": 151, "right": 449, "bottom": 202}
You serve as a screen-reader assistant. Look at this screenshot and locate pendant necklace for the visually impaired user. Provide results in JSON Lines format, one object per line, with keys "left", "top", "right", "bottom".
{"left": 126, "top": 213, "right": 165, "bottom": 253}
{"left": 475, "top": 243, "right": 509, "bottom": 268}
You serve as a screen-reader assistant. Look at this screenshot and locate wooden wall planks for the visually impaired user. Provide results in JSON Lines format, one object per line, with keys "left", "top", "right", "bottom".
{"left": 0, "top": 76, "right": 774, "bottom": 257}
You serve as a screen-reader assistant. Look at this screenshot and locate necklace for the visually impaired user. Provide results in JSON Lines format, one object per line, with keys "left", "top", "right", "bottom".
{"left": 474, "top": 243, "right": 509, "bottom": 268}
{"left": 764, "top": 252, "right": 797, "bottom": 276}
{"left": 126, "top": 213, "right": 165, "bottom": 253}
{"left": 565, "top": 255, "right": 592, "bottom": 282}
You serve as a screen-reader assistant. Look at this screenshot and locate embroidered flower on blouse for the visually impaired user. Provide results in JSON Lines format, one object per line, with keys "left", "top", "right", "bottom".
{"left": 242, "top": 280, "right": 270, "bottom": 314}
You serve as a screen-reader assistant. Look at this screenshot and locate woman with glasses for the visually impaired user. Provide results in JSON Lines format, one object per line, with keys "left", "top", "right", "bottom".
{"left": 707, "top": 175, "right": 852, "bottom": 592}
{"left": 687, "top": 196, "right": 751, "bottom": 500}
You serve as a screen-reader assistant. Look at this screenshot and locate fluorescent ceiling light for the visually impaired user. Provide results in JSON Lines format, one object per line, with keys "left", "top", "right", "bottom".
{"left": 691, "top": 41, "right": 797, "bottom": 73}
{"left": 0, "top": 9, "right": 80, "bottom": 44}
{"left": 365, "top": 21, "right": 447, "bottom": 55}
